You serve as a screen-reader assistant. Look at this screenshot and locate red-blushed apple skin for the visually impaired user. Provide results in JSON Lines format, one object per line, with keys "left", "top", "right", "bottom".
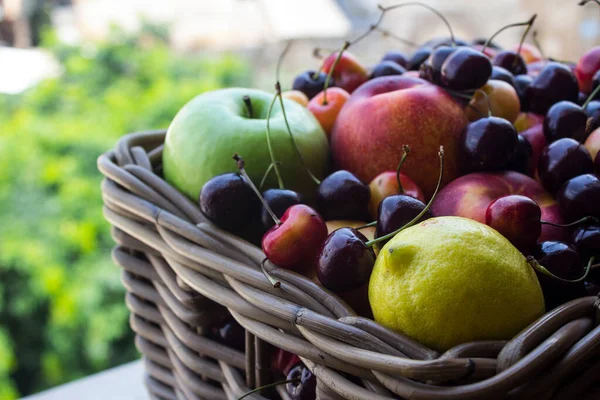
{"left": 520, "top": 123, "right": 547, "bottom": 176}
{"left": 431, "top": 171, "right": 567, "bottom": 242}
{"left": 368, "top": 171, "right": 425, "bottom": 218}
{"left": 404, "top": 71, "right": 420, "bottom": 79}
{"left": 321, "top": 51, "right": 368, "bottom": 94}
{"left": 262, "top": 204, "right": 328, "bottom": 273}
{"left": 576, "top": 46, "right": 600, "bottom": 93}
{"left": 331, "top": 76, "right": 468, "bottom": 199}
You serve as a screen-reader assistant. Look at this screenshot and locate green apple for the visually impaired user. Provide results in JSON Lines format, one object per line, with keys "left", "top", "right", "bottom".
{"left": 163, "top": 88, "right": 329, "bottom": 201}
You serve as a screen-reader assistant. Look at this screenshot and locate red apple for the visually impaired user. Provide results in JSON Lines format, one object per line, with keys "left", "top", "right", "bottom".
{"left": 465, "top": 80, "right": 520, "bottom": 123}
{"left": 576, "top": 46, "right": 600, "bottom": 93}
{"left": 513, "top": 112, "right": 544, "bottom": 133}
{"left": 584, "top": 127, "right": 600, "bottom": 161}
{"left": 520, "top": 122, "right": 547, "bottom": 176}
{"left": 321, "top": 51, "right": 368, "bottom": 94}
{"left": 511, "top": 43, "right": 543, "bottom": 64}
{"left": 331, "top": 76, "right": 468, "bottom": 199}
{"left": 431, "top": 171, "right": 567, "bottom": 242}
{"left": 307, "top": 87, "right": 350, "bottom": 137}
{"left": 262, "top": 204, "right": 328, "bottom": 273}
{"left": 368, "top": 171, "right": 425, "bottom": 218}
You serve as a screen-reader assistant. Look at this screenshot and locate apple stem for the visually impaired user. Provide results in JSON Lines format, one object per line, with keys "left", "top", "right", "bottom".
{"left": 579, "top": 0, "right": 600, "bottom": 7}
{"left": 237, "top": 378, "right": 299, "bottom": 399}
{"left": 540, "top": 216, "right": 599, "bottom": 228}
{"left": 233, "top": 154, "right": 281, "bottom": 226}
{"left": 481, "top": 14, "right": 537, "bottom": 55}
{"left": 379, "top": 2, "right": 456, "bottom": 46}
{"left": 275, "top": 82, "right": 322, "bottom": 185}
{"left": 513, "top": 15, "right": 537, "bottom": 69}
{"left": 265, "top": 94, "right": 286, "bottom": 189}
{"left": 260, "top": 258, "right": 281, "bottom": 288}
{"left": 582, "top": 83, "right": 600, "bottom": 109}
{"left": 322, "top": 41, "right": 350, "bottom": 105}
{"left": 373, "top": 27, "right": 419, "bottom": 48}
{"left": 527, "top": 255, "right": 595, "bottom": 283}
{"left": 365, "top": 146, "right": 444, "bottom": 247}
{"left": 395, "top": 145, "right": 411, "bottom": 194}
{"left": 259, "top": 161, "right": 282, "bottom": 190}
{"left": 532, "top": 31, "right": 546, "bottom": 60}
{"left": 356, "top": 221, "right": 378, "bottom": 230}
{"left": 243, "top": 95, "right": 254, "bottom": 118}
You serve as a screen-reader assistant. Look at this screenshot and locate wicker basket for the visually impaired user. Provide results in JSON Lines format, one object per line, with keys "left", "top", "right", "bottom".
{"left": 99, "top": 130, "right": 600, "bottom": 400}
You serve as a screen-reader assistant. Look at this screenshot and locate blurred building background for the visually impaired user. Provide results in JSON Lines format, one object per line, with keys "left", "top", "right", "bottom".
{"left": 1, "top": 0, "right": 599, "bottom": 399}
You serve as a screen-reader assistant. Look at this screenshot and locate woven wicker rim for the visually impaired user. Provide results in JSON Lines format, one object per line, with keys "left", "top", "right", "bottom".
{"left": 99, "top": 130, "right": 600, "bottom": 400}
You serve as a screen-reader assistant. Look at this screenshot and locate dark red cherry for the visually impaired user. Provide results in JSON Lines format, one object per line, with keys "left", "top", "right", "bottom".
{"left": 261, "top": 189, "right": 303, "bottom": 231}
{"left": 316, "top": 171, "right": 370, "bottom": 220}
{"left": 524, "top": 62, "right": 579, "bottom": 114}
{"left": 543, "top": 101, "right": 588, "bottom": 143}
{"left": 584, "top": 281, "right": 600, "bottom": 295}
{"left": 459, "top": 116, "right": 518, "bottom": 173}
{"left": 441, "top": 47, "right": 492, "bottom": 90}
{"left": 506, "top": 134, "right": 533, "bottom": 175}
{"left": 538, "top": 138, "right": 594, "bottom": 194}
{"left": 286, "top": 363, "right": 317, "bottom": 400}
{"left": 492, "top": 51, "right": 527, "bottom": 76}
{"left": 590, "top": 69, "right": 600, "bottom": 100}
{"left": 292, "top": 70, "right": 335, "bottom": 100}
{"left": 557, "top": 174, "right": 600, "bottom": 221}
{"left": 420, "top": 45, "right": 457, "bottom": 84}
{"left": 490, "top": 66, "right": 517, "bottom": 88}
{"left": 515, "top": 74, "right": 533, "bottom": 110}
{"left": 212, "top": 319, "right": 245, "bottom": 352}
{"left": 584, "top": 100, "right": 600, "bottom": 132}
{"left": 316, "top": 228, "right": 375, "bottom": 292}
{"left": 407, "top": 47, "right": 432, "bottom": 70}
{"left": 596, "top": 151, "right": 600, "bottom": 174}
{"left": 572, "top": 224, "right": 600, "bottom": 259}
{"left": 376, "top": 194, "right": 433, "bottom": 245}
{"left": 199, "top": 173, "right": 259, "bottom": 231}
{"left": 370, "top": 61, "right": 406, "bottom": 79}
{"left": 471, "top": 38, "right": 503, "bottom": 50}
{"left": 381, "top": 50, "right": 408, "bottom": 68}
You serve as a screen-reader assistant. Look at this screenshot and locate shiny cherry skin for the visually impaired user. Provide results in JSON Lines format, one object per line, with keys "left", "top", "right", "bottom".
{"left": 316, "top": 170, "right": 370, "bottom": 220}
{"left": 506, "top": 134, "right": 533, "bottom": 175}
{"left": 543, "top": 101, "right": 588, "bottom": 143}
{"left": 591, "top": 70, "right": 600, "bottom": 100}
{"left": 485, "top": 195, "right": 541, "bottom": 251}
{"left": 368, "top": 171, "right": 425, "bottom": 219}
{"left": 514, "top": 74, "right": 533, "bottom": 110}
{"left": 584, "top": 100, "right": 600, "bottom": 132}
{"left": 557, "top": 174, "right": 600, "bottom": 220}
{"left": 572, "top": 224, "right": 600, "bottom": 259}
{"left": 459, "top": 116, "right": 518, "bottom": 173}
{"left": 471, "top": 38, "right": 502, "bottom": 50}
{"left": 492, "top": 50, "right": 527, "bottom": 76}
{"left": 376, "top": 195, "right": 433, "bottom": 245}
{"left": 292, "top": 70, "right": 335, "bottom": 100}
{"left": 382, "top": 50, "right": 408, "bottom": 68}
{"left": 441, "top": 47, "right": 492, "bottom": 90}
{"left": 407, "top": 47, "right": 432, "bottom": 70}
{"left": 596, "top": 151, "right": 600, "bottom": 173}
{"left": 262, "top": 205, "right": 328, "bottom": 273}
{"left": 212, "top": 319, "right": 245, "bottom": 352}
{"left": 585, "top": 281, "right": 600, "bottom": 295}
{"left": 490, "top": 66, "right": 517, "bottom": 88}
{"left": 524, "top": 62, "right": 579, "bottom": 115}
{"left": 316, "top": 228, "right": 375, "bottom": 292}
{"left": 260, "top": 189, "right": 303, "bottom": 231}
{"left": 199, "top": 173, "right": 259, "bottom": 232}
{"left": 538, "top": 138, "right": 594, "bottom": 194}
{"left": 370, "top": 61, "right": 406, "bottom": 79}
{"left": 419, "top": 45, "right": 457, "bottom": 84}
{"left": 286, "top": 363, "right": 316, "bottom": 400}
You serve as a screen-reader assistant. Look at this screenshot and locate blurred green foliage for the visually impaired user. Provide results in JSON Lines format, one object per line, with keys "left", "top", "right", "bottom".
{"left": 0, "top": 25, "right": 250, "bottom": 398}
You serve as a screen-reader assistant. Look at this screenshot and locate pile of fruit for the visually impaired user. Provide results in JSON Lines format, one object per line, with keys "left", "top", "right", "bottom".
{"left": 161, "top": 2, "right": 600, "bottom": 398}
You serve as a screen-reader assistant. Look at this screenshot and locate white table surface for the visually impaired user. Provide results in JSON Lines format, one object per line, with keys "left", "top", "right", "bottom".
{"left": 22, "top": 360, "right": 148, "bottom": 400}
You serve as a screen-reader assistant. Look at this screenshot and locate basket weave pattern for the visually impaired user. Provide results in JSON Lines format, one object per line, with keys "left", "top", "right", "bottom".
{"left": 99, "top": 131, "right": 600, "bottom": 400}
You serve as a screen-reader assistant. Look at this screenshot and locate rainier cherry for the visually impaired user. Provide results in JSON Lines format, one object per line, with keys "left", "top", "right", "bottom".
{"left": 307, "top": 87, "right": 350, "bottom": 137}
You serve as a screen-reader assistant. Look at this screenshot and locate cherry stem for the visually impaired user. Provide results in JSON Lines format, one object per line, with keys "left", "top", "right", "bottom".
{"left": 475, "top": 89, "right": 493, "bottom": 117}
{"left": 259, "top": 161, "right": 282, "bottom": 190}
{"left": 540, "top": 216, "right": 599, "bottom": 228}
{"left": 323, "top": 41, "right": 350, "bottom": 105}
{"left": 233, "top": 154, "right": 281, "bottom": 226}
{"left": 366, "top": 146, "right": 444, "bottom": 247}
{"left": 356, "top": 221, "right": 378, "bottom": 230}
{"left": 527, "top": 255, "right": 595, "bottom": 284}
{"left": 243, "top": 95, "right": 254, "bottom": 118}
{"left": 514, "top": 15, "right": 537, "bottom": 68}
{"left": 467, "top": 103, "right": 487, "bottom": 119}
{"left": 237, "top": 378, "right": 299, "bottom": 399}
{"left": 379, "top": 2, "right": 455, "bottom": 46}
{"left": 265, "top": 94, "right": 285, "bottom": 189}
{"left": 396, "top": 145, "right": 411, "bottom": 194}
{"left": 276, "top": 82, "right": 322, "bottom": 185}
{"left": 481, "top": 14, "right": 537, "bottom": 55}
{"left": 582, "top": 83, "right": 600, "bottom": 109}
{"left": 260, "top": 258, "right": 281, "bottom": 288}
{"left": 373, "top": 27, "right": 419, "bottom": 48}
{"left": 579, "top": 0, "right": 600, "bottom": 7}
{"left": 532, "top": 31, "right": 546, "bottom": 59}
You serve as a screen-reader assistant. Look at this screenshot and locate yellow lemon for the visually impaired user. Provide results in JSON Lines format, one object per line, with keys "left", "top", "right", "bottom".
{"left": 368, "top": 216, "right": 545, "bottom": 351}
